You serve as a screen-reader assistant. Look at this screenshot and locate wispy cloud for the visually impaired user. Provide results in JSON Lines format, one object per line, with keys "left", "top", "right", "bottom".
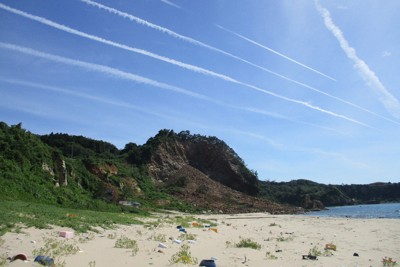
{"left": 299, "top": 147, "right": 368, "bottom": 169}
{"left": 241, "top": 106, "right": 348, "bottom": 134}
{"left": 227, "top": 128, "right": 366, "bottom": 168}
{"left": 160, "top": 0, "right": 181, "bottom": 9}
{"left": 0, "top": 42, "right": 372, "bottom": 128}
{"left": 316, "top": 1, "right": 400, "bottom": 119}
{"left": 0, "top": 76, "right": 175, "bottom": 120}
{"left": 215, "top": 24, "right": 336, "bottom": 81}
{"left": 381, "top": 50, "right": 391, "bottom": 57}
{"left": 229, "top": 129, "right": 285, "bottom": 150}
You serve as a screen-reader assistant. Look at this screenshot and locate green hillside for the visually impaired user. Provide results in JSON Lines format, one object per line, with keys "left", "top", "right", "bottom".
{"left": 0, "top": 122, "right": 183, "bottom": 212}
{"left": 1, "top": 122, "right": 399, "bottom": 214}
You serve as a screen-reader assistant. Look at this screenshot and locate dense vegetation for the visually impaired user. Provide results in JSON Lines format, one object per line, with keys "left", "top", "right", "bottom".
{"left": 259, "top": 179, "right": 400, "bottom": 207}
{"left": 1, "top": 122, "right": 258, "bottom": 213}
{"left": 338, "top": 182, "right": 400, "bottom": 204}
{"left": 0, "top": 123, "right": 194, "bottom": 212}
{"left": 1, "top": 121, "right": 399, "bottom": 215}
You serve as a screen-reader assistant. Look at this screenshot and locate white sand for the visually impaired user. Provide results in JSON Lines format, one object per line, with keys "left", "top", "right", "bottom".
{"left": 1, "top": 213, "right": 399, "bottom": 267}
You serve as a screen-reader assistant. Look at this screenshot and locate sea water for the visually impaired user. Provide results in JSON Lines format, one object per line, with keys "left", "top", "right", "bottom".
{"left": 303, "top": 203, "right": 400, "bottom": 219}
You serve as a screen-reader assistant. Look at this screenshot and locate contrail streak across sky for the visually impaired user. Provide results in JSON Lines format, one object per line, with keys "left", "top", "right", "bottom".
{"left": 0, "top": 76, "right": 174, "bottom": 120}
{"left": 215, "top": 24, "right": 336, "bottom": 81}
{"left": 79, "top": 0, "right": 336, "bottom": 83}
{"left": 316, "top": 0, "right": 400, "bottom": 120}
{"left": 0, "top": 42, "right": 372, "bottom": 128}
{"left": 73, "top": 1, "right": 394, "bottom": 125}
{"left": 0, "top": 3, "right": 378, "bottom": 128}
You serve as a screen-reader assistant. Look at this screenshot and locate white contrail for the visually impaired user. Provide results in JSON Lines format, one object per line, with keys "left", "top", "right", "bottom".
{"left": 0, "top": 43, "right": 209, "bottom": 101}
{"left": 316, "top": 1, "right": 400, "bottom": 120}
{"left": 160, "top": 0, "right": 181, "bottom": 9}
{"left": 215, "top": 24, "right": 336, "bottom": 81}
{"left": 0, "top": 42, "right": 372, "bottom": 128}
{"left": 241, "top": 106, "right": 348, "bottom": 134}
{"left": 0, "top": 77, "right": 174, "bottom": 120}
{"left": 0, "top": 3, "right": 237, "bottom": 84}
{"left": 73, "top": 1, "right": 398, "bottom": 125}
{"left": 0, "top": 3, "right": 377, "bottom": 127}
{"left": 0, "top": 75, "right": 351, "bottom": 134}
{"left": 79, "top": 0, "right": 335, "bottom": 84}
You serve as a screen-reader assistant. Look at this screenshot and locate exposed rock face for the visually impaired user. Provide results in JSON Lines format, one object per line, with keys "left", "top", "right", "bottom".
{"left": 164, "top": 165, "right": 300, "bottom": 214}
{"left": 42, "top": 162, "right": 54, "bottom": 177}
{"left": 59, "top": 160, "right": 68, "bottom": 186}
{"left": 144, "top": 132, "right": 300, "bottom": 213}
{"left": 302, "top": 194, "right": 325, "bottom": 210}
{"left": 51, "top": 152, "right": 68, "bottom": 187}
{"left": 84, "top": 162, "right": 142, "bottom": 202}
{"left": 84, "top": 162, "right": 118, "bottom": 180}
{"left": 148, "top": 137, "right": 259, "bottom": 195}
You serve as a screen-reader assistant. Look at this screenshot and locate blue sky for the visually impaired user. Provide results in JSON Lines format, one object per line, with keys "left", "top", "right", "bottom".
{"left": 0, "top": 0, "right": 399, "bottom": 184}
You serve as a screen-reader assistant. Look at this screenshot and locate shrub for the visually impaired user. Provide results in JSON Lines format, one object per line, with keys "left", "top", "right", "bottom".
{"left": 170, "top": 244, "right": 198, "bottom": 265}
{"left": 382, "top": 257, "right": 397, "bottom": 267}
{"left": 235, "top": 238, "right": 261, "bottom": 250}
{"left": 178, "top": 233, "right": 197, "bottom": 241}
{"left": 265, "top": 251, "right": 278, "bottom": 260}
{"left": 114, "top": 236, "right": 139, "bottom": 256}
{"left": 151, "top": 233, "right": 166, "bottom": 242}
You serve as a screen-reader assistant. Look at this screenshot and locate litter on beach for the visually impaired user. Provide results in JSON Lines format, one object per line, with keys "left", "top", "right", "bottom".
{"left": 34, "top": 255, "right": 54, "bottom": 266}
{"left": 9, "top": 253, "right": 27, "bottom": 262}
{"left": 199, "top": 259, "right": 216, "bottom": 267}
{"left": 192, "top": 221, "right": 201, "bottom": 227}
{"left": 59, "top": 231, "right": 74, "bottom": 238}
{"left": 325, "top": 243, "right": 337, "bottom": 251}
{"left": 158, "top": 243, "right": 167, "bottom": 248}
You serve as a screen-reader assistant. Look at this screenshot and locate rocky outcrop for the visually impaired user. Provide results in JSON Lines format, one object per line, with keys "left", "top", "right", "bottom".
{"left": 165, "top": 165, "right": 299, "bottom": 214}
{"left": 84, "top": 162, "right": 118, "bottom": 181}
{"left": 42, "top": 162, "right": 54, "bottom": 177}
{"left": 148, "top": 133, "right": 259, "bottom": 195}
{"left": 58, "top": 160, "right": 68, "bottom": 186}
{"left": 143, "top": 131, "right": 300, "bottom": 213}
{"left": 302, "top": 194, "right": 325, "bottom": 210}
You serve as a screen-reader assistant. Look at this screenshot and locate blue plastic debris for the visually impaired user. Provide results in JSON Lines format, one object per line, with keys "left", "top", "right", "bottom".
{"left": 199, "top": 259, "right": 216, "bottom": 267}
{"left": 34, "top": 255, "right": 54, "bottom": 266}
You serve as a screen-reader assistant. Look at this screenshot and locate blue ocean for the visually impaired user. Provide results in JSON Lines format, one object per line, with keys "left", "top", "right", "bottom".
{"left": 303, "top": 203, "right": 400, "bottom": 219}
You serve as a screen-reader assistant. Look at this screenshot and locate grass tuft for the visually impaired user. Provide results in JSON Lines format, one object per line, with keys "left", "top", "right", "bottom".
{"left": 32, "top": 237, "right": 80, "bottom": 267}
{"left": 114, "top": 236, "right": 139, "bottom": 256}
{"left": 234, "top": 238, "right": 261, "bottom": 250}
{"left": 170, "top": 244, "right": 198, "bottom": 265}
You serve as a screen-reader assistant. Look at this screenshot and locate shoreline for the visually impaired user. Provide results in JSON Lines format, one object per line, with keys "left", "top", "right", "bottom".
{"left": 1, "top": 213, "right": 399, "bottom": 267}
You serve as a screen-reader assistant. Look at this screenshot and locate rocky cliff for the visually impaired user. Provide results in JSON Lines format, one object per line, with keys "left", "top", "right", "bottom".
{"left": 147, "top": 130, "right": 259, "bottom": 196}
{"left": 140, "top": 130, "right": 300, "bottom": 213}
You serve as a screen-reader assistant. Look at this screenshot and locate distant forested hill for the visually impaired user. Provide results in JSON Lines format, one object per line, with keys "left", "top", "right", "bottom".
{"left": 259, "top": 179, "right": 400, "bottom": 208}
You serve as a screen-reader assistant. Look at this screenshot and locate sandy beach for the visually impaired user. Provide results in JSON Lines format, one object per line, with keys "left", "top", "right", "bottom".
{"left": 1, "top": 213, "right": 399, "bottom": 267}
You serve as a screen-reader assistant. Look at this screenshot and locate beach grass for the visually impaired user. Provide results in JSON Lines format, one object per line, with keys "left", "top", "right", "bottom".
{"left": 32, "top": 237, "right": 80, "bottom": 267}
{"left": 169, "top": 244, "right": 198, "bottom": 265}
{"left": 234, "top": 238, "right": 262, "bottom": 250}
{"left": 0, "top": 200, "right": 144, "bottom": 236}
{"left": 114, "top": 236, "right": 139, "bottom": 256}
